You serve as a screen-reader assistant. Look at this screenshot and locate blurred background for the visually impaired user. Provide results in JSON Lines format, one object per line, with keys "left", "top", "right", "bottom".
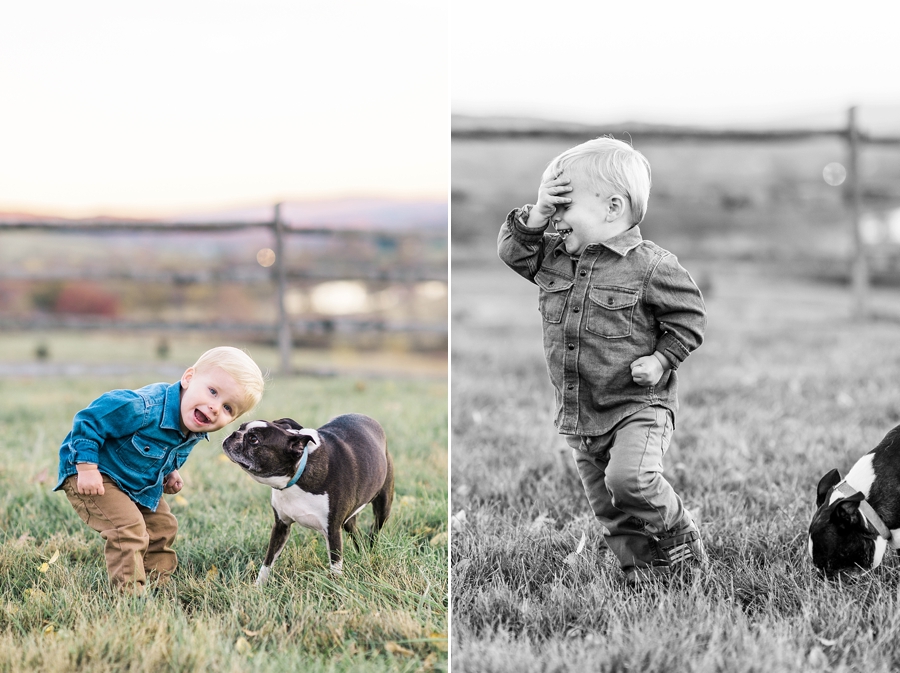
{"left": 451, "top": 0, "right": 900, "bottom": 351}
{"left": 0, "top": 1, "right": 448, "bottom": 380}
{"left": 452, "top": 1, "right": 900, "bottom": 273}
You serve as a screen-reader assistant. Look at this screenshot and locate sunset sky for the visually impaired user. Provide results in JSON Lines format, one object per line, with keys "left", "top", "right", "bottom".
{"left": 4, "top": 2, "right": 896, "bottom": 220}
{"left": 0, "top": 1, "right": 448, "bottom": 219}
{"left": 452, "top": 0, "right": 900, "bottom": 131}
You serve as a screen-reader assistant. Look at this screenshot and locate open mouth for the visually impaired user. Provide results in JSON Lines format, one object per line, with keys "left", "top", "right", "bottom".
{"left": 194, "top": 409, "right": 211, "bottom": 425}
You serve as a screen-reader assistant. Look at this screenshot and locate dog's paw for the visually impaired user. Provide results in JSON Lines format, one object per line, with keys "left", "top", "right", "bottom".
{"left": 255, "top": 565, "right": 271, "bottom": 586}
{"left": 329, "top": 560, "right": 343, "bottom": 576}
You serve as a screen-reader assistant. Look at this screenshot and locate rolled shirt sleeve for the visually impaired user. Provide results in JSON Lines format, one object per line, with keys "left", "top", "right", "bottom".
{"left": 497, "top": 205, "right": 553, "bottom": 282}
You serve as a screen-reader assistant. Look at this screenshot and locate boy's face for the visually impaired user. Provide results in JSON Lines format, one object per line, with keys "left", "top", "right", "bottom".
{"left": 179, "top": 366, "right": 243, "bottom": 434}
{"left": 551, "top": 172, "right": 626, "bottom": 255}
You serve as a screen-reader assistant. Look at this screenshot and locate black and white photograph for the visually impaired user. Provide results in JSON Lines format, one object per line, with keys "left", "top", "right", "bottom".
{"left": 451, "top": 1, "right": 900, "bottom": 670}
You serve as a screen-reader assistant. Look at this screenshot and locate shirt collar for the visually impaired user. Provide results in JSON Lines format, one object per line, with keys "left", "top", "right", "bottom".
{"left": 593, "top": 225, "right": 644, "bottom": 256}
{"left": 553, "top": 225, "right": 643, "bottom": 259}
{"left": 162, "top": 380, "right": 208, "bottom": 440}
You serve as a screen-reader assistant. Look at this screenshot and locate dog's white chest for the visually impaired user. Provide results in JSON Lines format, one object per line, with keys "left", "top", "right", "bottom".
{"left": 271, "top": 488, "right": 330, "bottom": 535}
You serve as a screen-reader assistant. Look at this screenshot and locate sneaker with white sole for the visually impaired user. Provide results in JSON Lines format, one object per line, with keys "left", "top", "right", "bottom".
{"left": 656, "top": 521, "right": 707, "bottom": 570}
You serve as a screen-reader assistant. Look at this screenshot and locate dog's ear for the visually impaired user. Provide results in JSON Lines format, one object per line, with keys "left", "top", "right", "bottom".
{"left": 816, "top": 469, "right": 842, "bottom": 507}
{"left": 831, "top": 491, "right": 865, "bottom": 528}
{"left": 272, "top": 418, "right": 304, "bottom": 432}
{"left": 286, "top": 435, "right": 314, "bottom": 459}
{"left": 286, "top": 427, "right": 321, "bottom": 452}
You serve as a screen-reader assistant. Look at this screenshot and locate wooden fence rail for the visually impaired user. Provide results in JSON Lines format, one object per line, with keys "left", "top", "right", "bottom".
{"left": 0, "top": 203, "right": 447, "bottom": 374}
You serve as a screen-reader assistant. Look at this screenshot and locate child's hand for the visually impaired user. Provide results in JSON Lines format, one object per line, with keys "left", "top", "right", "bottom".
{"left": 630, "top": 355, "right": 665, "bottom": 387}
{"left": 526, "top": 173, "right": 572, "bottom": 228}
{"left": 76, "top": 464, "right": 105, "bottom": 496}
{"left": 163, "top": 470, "right": 184, "bottom": 494}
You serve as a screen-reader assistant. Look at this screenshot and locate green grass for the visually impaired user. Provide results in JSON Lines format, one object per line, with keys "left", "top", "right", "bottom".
{"left": 0, "top": 373, "right": 448, "bottom": 672}
{"left": 451, "top": 258, "right": 900, "bottom": 672}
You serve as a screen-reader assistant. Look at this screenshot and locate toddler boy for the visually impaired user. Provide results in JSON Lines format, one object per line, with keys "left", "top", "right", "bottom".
{"left": 55, "top": 346, "right": 265, "bottom": 593}
{"left": 498, "top": 137, "right": 707, "bottom": 584}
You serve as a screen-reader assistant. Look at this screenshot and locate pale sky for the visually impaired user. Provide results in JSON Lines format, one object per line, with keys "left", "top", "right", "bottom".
{"left": 452, "top": 0, "right": 900, "bottom": 130}
{"left": 0, "top": 1, "right": 448, "bottom": 218}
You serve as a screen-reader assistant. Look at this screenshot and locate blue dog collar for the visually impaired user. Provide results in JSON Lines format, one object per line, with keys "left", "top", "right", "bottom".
{"left": 281, "top": 446, "right": 309, "bottom": 490}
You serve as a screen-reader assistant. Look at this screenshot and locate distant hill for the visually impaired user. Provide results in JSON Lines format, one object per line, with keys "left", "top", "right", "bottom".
{"left": 452, "top": 105, "right": 900, "bottom": 137}
{"left": 451, "top": 113, "right": 704, "bottom": 136}
{"left": 0, "top": 197, "right": 448, "bottom": 233}
{"left": 169, "top": 197, "right": 448, "bottom": 232}
{"left": 0, "top": 212, "right": 149, "bottom": 224}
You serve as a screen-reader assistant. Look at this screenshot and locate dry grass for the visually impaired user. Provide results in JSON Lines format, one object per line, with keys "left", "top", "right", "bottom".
{"left": 451, "top": 257, "right": 900, "bottom": 672}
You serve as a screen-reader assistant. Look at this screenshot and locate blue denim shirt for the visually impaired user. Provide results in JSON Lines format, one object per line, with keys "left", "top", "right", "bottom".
{"left": 498, "top": 206, "right": 707, "bottom": 436}
{"left": 54, "top": 381, "right": 207, "bottom": 511}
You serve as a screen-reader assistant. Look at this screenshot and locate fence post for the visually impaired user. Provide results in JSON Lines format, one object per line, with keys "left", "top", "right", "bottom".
{"left": 273, "top": 202, "right": 292, "bottom": 374}
{"left": 847, "top": 105, "right": 867, "bottom": 318}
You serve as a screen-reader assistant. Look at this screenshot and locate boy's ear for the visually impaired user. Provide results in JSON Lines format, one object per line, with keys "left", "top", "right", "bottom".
{"left": 181, "top": 367, "right": 195, "bottom": 388}
{"left": 606, "top": 194, "right": 625, "bottom": 220}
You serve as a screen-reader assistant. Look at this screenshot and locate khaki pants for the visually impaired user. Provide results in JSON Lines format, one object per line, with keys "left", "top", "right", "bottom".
{"left": 566, "top": 406, "right": 693, "bottom": 573}
{"left": 62, "top": 474, "right": 178, "bottom": 593}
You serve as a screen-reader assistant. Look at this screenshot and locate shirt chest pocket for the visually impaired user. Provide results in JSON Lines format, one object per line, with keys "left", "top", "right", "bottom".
{"left": 117, "top": 434, "right": 169, "bottom": 472}
{"left": 586, "top": 286, "right": 639, "bottom": 338}
{"left": 535, "top": 269, "right": 574, "bottom": 324}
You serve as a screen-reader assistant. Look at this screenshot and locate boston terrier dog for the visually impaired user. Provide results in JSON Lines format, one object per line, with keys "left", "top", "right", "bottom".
{"left": 809, "top": 424, "right": 900, "bottom": 576}
{"left": 222, "top": 414, "right": 394, "bottom": 584}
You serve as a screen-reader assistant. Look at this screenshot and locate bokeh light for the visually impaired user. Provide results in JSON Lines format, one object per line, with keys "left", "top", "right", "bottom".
{"left": 257, "top": 248, "right": 276, "bottom": 267}
{"left": 823, "top": 162, "right": 847, "bottom": 187}
{"left": 310, "top": 281, "right": 369, "bottom": 315}
{"left": 416, "top": 281, "right": 447, "bottom": 300}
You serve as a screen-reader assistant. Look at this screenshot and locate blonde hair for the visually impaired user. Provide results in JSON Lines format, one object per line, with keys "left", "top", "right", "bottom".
{"left": 543, "top": 136, "right": 652, "bottom": 224}
{"left": 192, "top": 346, "right": 265, "bottom": 416}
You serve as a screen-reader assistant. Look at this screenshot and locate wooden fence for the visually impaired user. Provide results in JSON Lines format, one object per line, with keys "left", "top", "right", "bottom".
{"left": 0, "top": 203, "right": 447, "bottom": 374}
{"left": 453, "top": 106, "right": 900, "bottom": 318}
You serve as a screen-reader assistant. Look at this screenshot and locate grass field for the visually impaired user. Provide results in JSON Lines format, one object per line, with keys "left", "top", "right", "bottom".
{"left": 0, "top": 371, "right": 447, "bottom": 672}
{"left": 451, "top": 256, "right": 900, "bottom": 672}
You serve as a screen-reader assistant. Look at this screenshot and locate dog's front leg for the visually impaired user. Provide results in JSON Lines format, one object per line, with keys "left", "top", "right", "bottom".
{"left": 256, "top": 512, "right": 292, "bottom": 586}
{"left": 326, "top": 525, "right": 344, "bottom": 575}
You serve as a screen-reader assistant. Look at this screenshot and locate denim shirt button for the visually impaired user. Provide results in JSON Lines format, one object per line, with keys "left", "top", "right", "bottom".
{"left": 567, "top": 343, "right": 575, "bottom": 350}
{"left": 573, "top": 307, "right": 580, "bottom": 313}
{"left": 579, "top": 270, "right": 586, "bottom": 277}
